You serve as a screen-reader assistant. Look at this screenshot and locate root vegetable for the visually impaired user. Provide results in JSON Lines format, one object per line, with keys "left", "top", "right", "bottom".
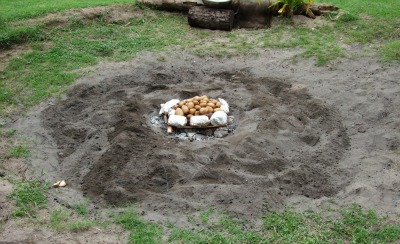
{"left": 207, "top": 103, "right": 216, "bottom": 108}
{"left": 187, "top": 102, "right": 195, "bottom": 109}
{"left": 175, "top": 108, "right": 184, "bottom": 116}
{"left": 200, "top": 108, "right": 208, "bottom": 115}
{"left": 182, "top": 105, "right": 189, "bottom": 114}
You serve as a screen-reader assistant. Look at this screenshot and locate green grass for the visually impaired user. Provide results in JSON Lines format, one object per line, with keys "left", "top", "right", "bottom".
{"left": 381, "top": 40, "right": 400, "bottom": 62}
{"left": 111, "top": 205, "right": 400, "bottom": 243}
{"left": 6, "top": 144, "right": 30, "bottom": 158}
{"left": 0, "top": 0, "right": 398, "bottom": 116}
{"left": 316, "top": 0, "right": 400, "bottom": 19}
{"left": 8, "top": 179, "right": 48, "bottom": 217}
{"left": 49, "top": 207, "right": 71, "bottom": 230}
{"left": 0, "top": 0, "right": 136, "bottom": 21}
{"left": 67, "top": 219, "right": 96, "bottom": 231}
{"left": 72, "top": 202, "right": 89, "bottom": 216}
{"left": 114, "top": 207, "right": 163, "bottom": 244}
{"left": 49, "top": 207, "right": 96, "bottom": 231}
{"left": 0, "top": 129, "right": 16, "bottom": 138}
{"left": 0, "top": 11, "right": 190, "bottom": 113}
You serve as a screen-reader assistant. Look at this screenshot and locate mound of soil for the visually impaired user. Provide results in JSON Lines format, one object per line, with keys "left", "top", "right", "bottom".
{"left": 41, "top": 60, "right": 349, "bottom": 218}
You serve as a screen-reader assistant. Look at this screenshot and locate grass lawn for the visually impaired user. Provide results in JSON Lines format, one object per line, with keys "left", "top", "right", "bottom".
{"left": 0, "top": 0, "right": 136, "bottom": 21}
{"left": 0, "top": 0, "right": 399, "bottom": 116}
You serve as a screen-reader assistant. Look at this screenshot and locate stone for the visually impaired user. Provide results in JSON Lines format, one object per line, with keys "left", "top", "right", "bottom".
{"left": 214, "top": 128, "right": 229, "bottom": 138}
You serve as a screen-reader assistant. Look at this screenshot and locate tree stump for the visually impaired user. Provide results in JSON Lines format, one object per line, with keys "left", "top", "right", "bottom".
{"left": 188, "top": 6, "right": 234, "bottom": 31}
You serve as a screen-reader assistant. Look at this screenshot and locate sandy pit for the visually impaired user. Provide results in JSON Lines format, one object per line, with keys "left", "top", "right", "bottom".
{"left": 12, "top": 50, "right": 400, "bottom": 222}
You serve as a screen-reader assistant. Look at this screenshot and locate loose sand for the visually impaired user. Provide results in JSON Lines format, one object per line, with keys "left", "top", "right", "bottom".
{"left": 9, "top": 50, "right": 400, "bottom": 225}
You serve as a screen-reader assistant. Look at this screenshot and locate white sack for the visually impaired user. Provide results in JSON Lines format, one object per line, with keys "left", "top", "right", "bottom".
{"left": 168, "top": 109, "right": 176, "bottom": 116}
{"left": 190, "top": 115, "right": 210, "bottom": 127}
{"left": 159, "top": 99, "right": 180, "bottom": 115}
{"left": 210, "top": 111, "right": 228, "bottom": 126}
{"left": 218, "top": 98, "right": 229, "bottom": 113}
{"left": 168, "top": 115, "right": 187, "bottom": 127}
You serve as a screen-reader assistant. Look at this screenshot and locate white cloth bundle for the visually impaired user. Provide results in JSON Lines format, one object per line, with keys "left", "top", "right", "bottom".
{"left": 218, "top": 98, "right": 229, "bottom": 113}
{"left": 168, "top": 115, "right": 187, "bottom": 127}
{"left": 190, "top": 115, "right": 210, "bottom": 127}
{"left": 210, "top": 111, "right": 228, "bottom": 126}
{"left": 159, "top": 99, "right": 180, "bottom": 115}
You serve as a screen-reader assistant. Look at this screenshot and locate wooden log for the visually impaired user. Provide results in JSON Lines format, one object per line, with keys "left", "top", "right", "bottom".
{"left": 237, "top": 0, "right": 273, "bottom": 28}
{"left": 137, "top": 0, "right": 239, "bottom": 12}
{"left": 188, "top": 6, "right": 234, "bottom": 31}
{"left": 138, "top": 0, "right": 202, "bottom": 12}
{"left": 167, "top": 125, "right": 173, "bottom": 133}
{"left": 296, "top": 4, "right": 339, "bottom": 16}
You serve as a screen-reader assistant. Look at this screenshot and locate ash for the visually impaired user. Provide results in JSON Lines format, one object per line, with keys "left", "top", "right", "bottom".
{"left": 150, "top": 114, "right": 236, "bottom": 141}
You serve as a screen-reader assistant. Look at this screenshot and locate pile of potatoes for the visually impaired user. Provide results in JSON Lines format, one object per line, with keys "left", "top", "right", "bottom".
{"left": 173, "top": 95, "right": 224, "bottom": 122}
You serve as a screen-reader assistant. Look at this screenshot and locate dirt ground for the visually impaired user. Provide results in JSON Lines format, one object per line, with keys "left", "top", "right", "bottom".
{"left": 1, "top": 49, "right": 400, "bottom": 241}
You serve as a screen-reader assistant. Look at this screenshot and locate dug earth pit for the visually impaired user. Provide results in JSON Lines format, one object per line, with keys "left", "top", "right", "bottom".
{"left": 39, "top": 56, "right": 350, "bottom": 219}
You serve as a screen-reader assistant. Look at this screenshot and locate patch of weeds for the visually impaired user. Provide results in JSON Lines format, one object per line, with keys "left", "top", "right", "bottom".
{"left": 50, "top": 207, "right": 96, "bottom": 231}
{"left": 262, "top": 204, "right": 400, "bottom": 243}
{"left": 114, "top": 208, "right": 163, "bottom": 244}
{"left": 333, "top": 204, "right": 400, "bottom": 243}
{"left": 49, "top": 207, "right": 70, "bottom": 230}
{"left": 0, "top": 25, "right": 44, "bottom": 49}
{"left": 67, "top": 219, "right": 95, "bottom": 232}
{"left": 0, "top": 221, "right": 4, "bottom": 231}
{"left": 72, "top": 202, "right": 89, "bottom": 216}
{"left": 168, "top": 205, "right": 400, "bottom": 243}
{"left": 0, "top": 128, "right": 16, "bottom": 138}
{"left": 68, "top": 16, "right": 84, "bottom": 29}
{"left": 261, "top": 24, "right": 344, "bottom": 65}
{"left": 263, "top": 207, "right": 337, "bottom": 243}
{"left": 337, "top": 13, "right": 359, "bottom": 22}
{"left": 169, "top": 229, "right": 205, "bottom": 243}
{"left": 186, "top": 215, "right": 196, "bottom": 226}
{"left": 169, "top": 211, "right": 265, "bottom": 243}
{"left": 8, "top": 179, "right": 48, "bottom": 217}
{"left": 381, "top": 40, "right": 400, "bottom": 62}
{"left": 0, "top": 16, "right": 6, "bottom": 29}
{"left": 157, "top": 55, "right": 167, "bottom": 62}
{"left": 6, "top": 144, "right": 29, "bottom": 158}
{"left": 199, "top": 207, "right": 214, "bottom": 224}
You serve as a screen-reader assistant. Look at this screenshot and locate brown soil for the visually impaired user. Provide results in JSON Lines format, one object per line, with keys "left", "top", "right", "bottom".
{"left": 40, "top": 58, "right": 350, "bottom": 219}
{"left": 3, "top": 50, "right": 399, "bottom": 237}
{"left": 20, "top": 5, "right": 148, "bottom": 28}
{"left": 9, "top": 49, "right": 400, "bottom": 225}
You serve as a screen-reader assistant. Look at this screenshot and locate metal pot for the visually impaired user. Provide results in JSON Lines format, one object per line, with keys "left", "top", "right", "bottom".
{"left": 202, "top": 0, "right": 232, "bottom": 9}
